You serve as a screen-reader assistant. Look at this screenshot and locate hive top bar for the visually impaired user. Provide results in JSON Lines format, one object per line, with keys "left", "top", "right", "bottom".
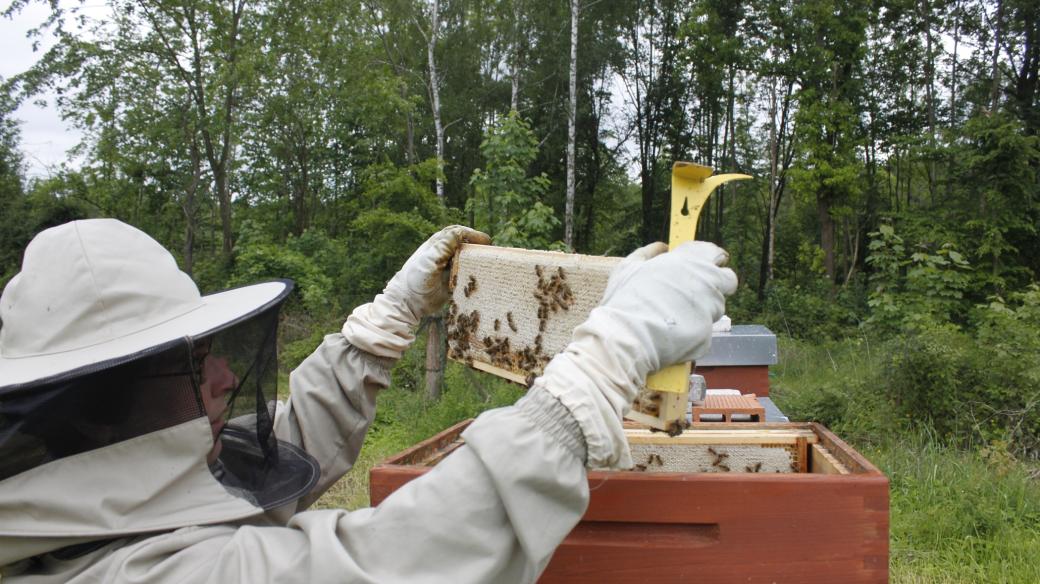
{"left": 697, "top": 324, "right": 778, "bottom": 367}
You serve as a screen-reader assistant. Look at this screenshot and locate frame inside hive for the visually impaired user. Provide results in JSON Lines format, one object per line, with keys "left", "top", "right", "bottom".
{"left": 445, "top": 244, "right": 687, "bottom": 431}
{"left": 375, "top": 423, "right": 849, "bottom": 476}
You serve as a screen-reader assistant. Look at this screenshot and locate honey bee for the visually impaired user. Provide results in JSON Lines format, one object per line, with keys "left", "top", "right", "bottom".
{"left": 746, "top": 462, "right": 763, "bottom": 473}
{"left": 463, "top": 275, "right": 478, "bottom": 298}
{"left": 506, "top": 311, "right": 517, "bottom": 332}
{"left": 708, "top": 447, "right": 729, "bottom": 468}
{"left": 666, "top": 419, "right": 688, "bottom": 437}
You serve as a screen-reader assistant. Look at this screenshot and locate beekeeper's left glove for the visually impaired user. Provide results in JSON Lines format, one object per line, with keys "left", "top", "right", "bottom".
{"left": 342, "top": 225, "right": 490, "bottom": 359}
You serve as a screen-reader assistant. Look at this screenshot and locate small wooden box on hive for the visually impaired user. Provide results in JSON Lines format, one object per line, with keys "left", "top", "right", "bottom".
{"left": 691, "top": 394, "right": 766, "bottom": 423}
{"left": 370, "top": 422, "right": 889, "bottom": 583}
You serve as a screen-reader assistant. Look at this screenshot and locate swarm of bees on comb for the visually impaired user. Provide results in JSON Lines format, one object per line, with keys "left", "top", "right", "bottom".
{"left": 447, "top": 263, "right": 573, "bottom": 377}
{"left": 445, "top": 244, "right": 688, "bottom": 433}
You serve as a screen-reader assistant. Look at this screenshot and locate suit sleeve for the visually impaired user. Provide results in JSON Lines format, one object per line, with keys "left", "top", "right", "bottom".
{"left": 272, "top": 333, "right": 393, "bottom": 510}
{"left": 81, "top": 390, "right": 590, "bottom": 584}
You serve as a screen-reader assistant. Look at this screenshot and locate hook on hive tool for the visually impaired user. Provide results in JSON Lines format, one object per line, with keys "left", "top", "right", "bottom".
{"left": 632, "top": 162, "right": 751, "bottom": 433}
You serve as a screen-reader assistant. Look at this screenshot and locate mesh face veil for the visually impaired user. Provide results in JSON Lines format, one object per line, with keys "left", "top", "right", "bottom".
{"left": 0, "top": 289, "right": 318, "bottom": 510}
{"left": 0, "top": 341, "right": 207, "bottom": 481}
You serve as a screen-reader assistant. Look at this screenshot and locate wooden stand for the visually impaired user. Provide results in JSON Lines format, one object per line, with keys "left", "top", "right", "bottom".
{"left": 370, "top": 421, "right": 888, "bottom": 583}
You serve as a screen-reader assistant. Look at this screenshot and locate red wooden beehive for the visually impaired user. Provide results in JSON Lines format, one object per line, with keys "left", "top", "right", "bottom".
{"left": 369, "top": 421, "right": 888, "bottom": 583}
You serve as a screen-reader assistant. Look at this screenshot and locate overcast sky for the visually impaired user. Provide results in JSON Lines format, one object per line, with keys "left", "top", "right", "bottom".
{"left": 1, "top": 3, "right": 87, "bottom": 179}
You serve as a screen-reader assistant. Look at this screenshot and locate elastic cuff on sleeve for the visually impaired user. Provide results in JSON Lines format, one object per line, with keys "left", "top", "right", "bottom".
{"left": 517, "top": 387, "right": 588, "bottom": 464}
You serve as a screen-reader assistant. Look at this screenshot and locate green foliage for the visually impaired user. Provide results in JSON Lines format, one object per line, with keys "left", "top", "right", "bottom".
{"left": 866, "top": 223, "right": 973, "bottom": 332}
{"left": 773, "top": 337, "right": 1040, "bottom": 582}
{"left": 312, "top": 354, "right": 525, "bottom": 510}
{"left": 771, "top": 337, "right": 899, "bottom": 441}
{"left": 228, "top": 221, "right": 336, "bottom": 315}
{"left": 469, "top": 111, "right": 558, "bottom": 249}
{"left": 739, "top": 279, "right": 862, "bottom": 340}
{"left": 952, "top": 113, "right": 1040, "bottom": 287}
{"left": 884, "top": 300, "right": 1040, "bottom": 456}
{"left": 0, "top": 105, "right": 27, "bottom": 284}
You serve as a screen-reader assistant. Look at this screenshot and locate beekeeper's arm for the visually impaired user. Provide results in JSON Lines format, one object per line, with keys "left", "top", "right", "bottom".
{"left": 243, "top": 236, "right": 736, "bottom": 583}
{"left": 272, "top": 225, "right": 491, "bottom": 510}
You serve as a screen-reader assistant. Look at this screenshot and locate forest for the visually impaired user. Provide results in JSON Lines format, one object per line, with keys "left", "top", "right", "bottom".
{"left": 1, "top": 0, "right": 1038, "bottom": 580}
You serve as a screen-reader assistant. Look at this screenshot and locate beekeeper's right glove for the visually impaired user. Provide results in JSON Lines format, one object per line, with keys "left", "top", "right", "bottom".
{"left": 529, "top": 241, "right": 738, "bottom": 469}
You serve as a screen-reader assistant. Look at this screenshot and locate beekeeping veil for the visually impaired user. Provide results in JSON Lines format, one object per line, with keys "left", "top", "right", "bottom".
{"left": 0, "top": 220, "right": 318, "bottom": 559}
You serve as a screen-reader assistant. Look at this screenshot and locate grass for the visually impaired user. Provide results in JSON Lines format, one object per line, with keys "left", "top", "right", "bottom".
{"left": 772, "top": 336, "right": 1040, "bottom": 583}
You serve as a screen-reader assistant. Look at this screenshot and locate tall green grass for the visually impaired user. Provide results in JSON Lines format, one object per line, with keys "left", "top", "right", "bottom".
{"left": 773, "top": 337, "right": 1040, "bottom": 583}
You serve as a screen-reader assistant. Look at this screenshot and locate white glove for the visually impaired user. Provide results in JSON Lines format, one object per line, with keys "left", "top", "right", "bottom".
{"left": 343, "top": 225, "right": 490, "bottom": 359}
{"left": 531, "top": 241, "right": 737, "bottom": 468}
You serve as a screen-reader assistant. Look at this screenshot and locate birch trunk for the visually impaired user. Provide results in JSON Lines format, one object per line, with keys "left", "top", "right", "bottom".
{"left": 424, "top": 0, "right": 446, "bottom": 394}
{"left": 428, "top": 0, "right": 445, "bottom": 202}
{"left": 925, "top": 7, "right": 937, "bottom": 203}
{"left": 510, "top": 0, "right": 522, "bottom": 112}
{"left": 990, "top": 0, "right": 1004, "bottom": 112}
{"left": 565, "top": 0, "right": 579, "bottom": 249}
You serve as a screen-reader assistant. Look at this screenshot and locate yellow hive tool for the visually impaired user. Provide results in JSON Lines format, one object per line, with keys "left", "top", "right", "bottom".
{"left": 644, "top": 162, "right": 751, "bottom": 395}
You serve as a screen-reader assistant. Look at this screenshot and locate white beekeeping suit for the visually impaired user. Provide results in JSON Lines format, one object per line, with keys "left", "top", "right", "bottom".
{"left": 0, "top": 219, "right": 735, "bottom": 583}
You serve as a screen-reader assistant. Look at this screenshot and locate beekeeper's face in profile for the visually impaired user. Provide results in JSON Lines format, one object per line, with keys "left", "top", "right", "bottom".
{"left": 193, "top": 339, "right": 239, "bottom": 463}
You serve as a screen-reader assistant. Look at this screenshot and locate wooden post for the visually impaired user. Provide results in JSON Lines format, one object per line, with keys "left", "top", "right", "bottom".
{"left": 425, "top": 316, "right": 444, "bottom": 399}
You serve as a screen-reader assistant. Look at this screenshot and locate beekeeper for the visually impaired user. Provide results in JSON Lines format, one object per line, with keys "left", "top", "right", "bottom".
{"left": 0, "top": 218, "right": 736, "bottom": 583}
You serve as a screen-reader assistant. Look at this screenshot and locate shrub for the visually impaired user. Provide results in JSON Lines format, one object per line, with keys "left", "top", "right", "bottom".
{"left": 885, "top": 306, "right": 1040, "bottom": 456}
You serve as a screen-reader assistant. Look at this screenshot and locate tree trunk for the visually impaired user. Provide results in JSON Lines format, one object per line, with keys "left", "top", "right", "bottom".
{"left": 924, "top": 5, "right": 937, "bottom": 203}
{"left": 403, "top": 83, "right": 416, "bottom": 164}
{"left": 181, "top": 128, "right": 202, "bottom": 277}
{"left": 818, "top": 194, "right": 835, "bottom": 284}
{"left": 425, "top": 316, "right": 444, "bottom": 399}
{"left": 582, "top": 83, "right": 606, "bottom": 251}
{"left": 428, "top": 0, "right": 445, "bottom": 202}
{"left": 1013, "top": 3, "right": 1039, "bottom": 135}
{"left": 510, "top": 0, "right": 522, "bottom": 112}
{"left": 950, "top": 0, "right": 961, "bottom": 125}
{"left": 640, "top": 167, "right": 655, "bottom": 245}
{"left": 759, "top": 80, "right": 780, "bottom": 300}
{"left": 991, "top": 0, "right": 1005, "bottom": 112}
{"left": 565, "top": 0, "right": 579, "bottom": 250}
{"left": 213, "top": 166, "right": 233, "bottom": 255}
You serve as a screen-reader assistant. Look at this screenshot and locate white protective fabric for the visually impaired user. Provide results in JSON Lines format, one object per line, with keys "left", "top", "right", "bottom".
{"left": 0, "top": 226, "right": 733, "bottom": 583}
{"left": 534, "top": 241, "right": 738, "bottom": 468}
{"left": 0, "top": 333, "right": 589, "bottom": 583}
{"left": 342, "top": 225, "right": 490, "bottom": 359}
{"left": 0, "top": 219, "right": 289, "bottom": 387}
